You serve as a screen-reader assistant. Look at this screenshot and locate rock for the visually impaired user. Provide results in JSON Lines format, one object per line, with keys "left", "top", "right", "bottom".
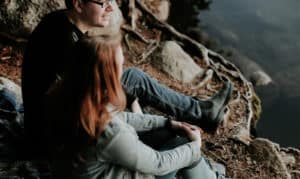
{"left": 220, "top": 47, "right": 272, "bottom": 86}
{"left": 87, "top": 1, "right": 124, "bottom": 37}
{"left": 249, "top": 138, "right": 291, "bottom": 179}
{"left": 0, "top": 77, "right": 24, "bottom": 160}
{"left": 156, "top": 0, "right": 170, "bottom": 22}
{"left": 0, "top": 77, "right": 23, "bottom": 112}
{"left": 0, "top": 0, "right": 65, "bottom": 37}
{"left": 152, "top": 41, "right": 205, "bottom": 83}
{"left": 280, "top": 147, "right": 300, "bottom": 179}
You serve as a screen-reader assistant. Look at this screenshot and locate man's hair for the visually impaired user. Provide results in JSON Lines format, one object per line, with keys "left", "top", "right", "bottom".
{"left": 65, "top": 0, "right": 90, "bottom": 9}
{"left": 65, "top": 0, "right": 74, "bottom": 9}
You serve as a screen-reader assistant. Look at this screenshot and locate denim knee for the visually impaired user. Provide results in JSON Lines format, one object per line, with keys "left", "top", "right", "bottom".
{"left": 122, "top": 67, "right": 145, "bottom": 82}
{"left": 122, "top": 67, "right": 147, "bottom": 86}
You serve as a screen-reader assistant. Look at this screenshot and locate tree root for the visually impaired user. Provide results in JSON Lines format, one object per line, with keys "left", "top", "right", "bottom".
{"left": 191, "top": 69, "right": 213, "bottom": 90}
{"left": 134, "top": 41, "right": 159, "bottom": 64}
{"left": 122, "top": 24, "right": 150, "bottom": 44}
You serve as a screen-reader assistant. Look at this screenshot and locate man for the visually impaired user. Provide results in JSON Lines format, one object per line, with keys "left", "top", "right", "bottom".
{"left": 22, "top": 0, "right": 232, "bottom": 158}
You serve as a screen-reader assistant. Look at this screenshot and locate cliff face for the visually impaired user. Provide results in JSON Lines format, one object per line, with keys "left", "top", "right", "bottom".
{"left": 0, "top": 0, "right": 299, "bottom": 178}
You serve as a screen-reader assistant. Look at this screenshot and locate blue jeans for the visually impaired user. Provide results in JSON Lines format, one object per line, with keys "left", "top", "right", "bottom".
{"left": 121, "top": 68, "right": 202, "bottom": 123}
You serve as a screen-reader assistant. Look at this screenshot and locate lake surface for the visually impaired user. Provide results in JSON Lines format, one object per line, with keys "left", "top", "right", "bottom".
{"left": 169, "top": 0, "right": 300, "bottom": 148}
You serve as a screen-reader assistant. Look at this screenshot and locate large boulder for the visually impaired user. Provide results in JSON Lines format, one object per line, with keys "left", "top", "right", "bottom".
{"left": 151, "top": 41, "right": 205, "bottom": 83}
{"left": 0, "top": 77, "right": 23, "bottom": 112}
{"left": 249, "top": 138, "right": 291, "bottom": 179}
{"left": 154, "top": 0, "right": 170, "bottom": 22}
{"left": 0, "top": 0, "right": 65, "bottom": 37}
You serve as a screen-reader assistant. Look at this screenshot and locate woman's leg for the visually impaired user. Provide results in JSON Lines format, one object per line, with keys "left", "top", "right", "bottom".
{"left": 154, "top": 136, "right": 189, "bottom": 179}
{"left": 154, "top": 136, "right": 220, "bottom": 179}
{"left": 155, "top": 171, "right": 177, "bottom": 179}
{"left": 180, "top": 158, "right": 217, "bottom": 179}
{"left": 138, "top": 128, "right": 176, "bottom": 149}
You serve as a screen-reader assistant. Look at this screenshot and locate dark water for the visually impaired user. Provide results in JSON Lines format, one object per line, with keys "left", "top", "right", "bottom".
{"left": 169, "top": 0, "right": 300, "bottom": 148}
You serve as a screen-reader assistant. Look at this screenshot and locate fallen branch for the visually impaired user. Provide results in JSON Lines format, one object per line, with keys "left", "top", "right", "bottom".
{"left": 124, "top": 34, "right": 132, "bottom": 51}
{"left": 0, "top": 32, "right": 27, "bottom": 43}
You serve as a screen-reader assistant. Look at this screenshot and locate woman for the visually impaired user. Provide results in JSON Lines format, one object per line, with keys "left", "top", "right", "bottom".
{"left": 45, "top": 34, "right": 220, "bottom": 179}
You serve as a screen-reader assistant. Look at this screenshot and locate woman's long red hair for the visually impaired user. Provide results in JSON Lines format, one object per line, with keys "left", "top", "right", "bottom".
{"left": 78, "top": 35, "right": 126, "bottom": 138}
{"left": 50, "top": 34, "right": 126, "bottom": 142}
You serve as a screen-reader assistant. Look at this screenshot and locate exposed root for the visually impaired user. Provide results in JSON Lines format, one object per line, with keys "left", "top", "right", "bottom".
{"left": 122, "top": 24, "right": 150, "bottom": 44}
{"left": 134, "top": 41, "right": 159, "bottom": 64}
{"left": 128, "top": 0, "right": 139, "bottom": 30}
{"left": 191, "top": 69, "right": 213, "bottom": 90}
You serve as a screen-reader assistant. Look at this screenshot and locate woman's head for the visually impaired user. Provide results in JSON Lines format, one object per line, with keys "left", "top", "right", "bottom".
{"left": 69, "top": 34, "right": 126, "bottom": 139}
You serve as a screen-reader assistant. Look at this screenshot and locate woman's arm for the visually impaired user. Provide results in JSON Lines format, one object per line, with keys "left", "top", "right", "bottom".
{"left": 117, "top": 112, "right": 168, "bottom": 132}
{"left": 98, "top": 128, "right": 201, "bottom": 176}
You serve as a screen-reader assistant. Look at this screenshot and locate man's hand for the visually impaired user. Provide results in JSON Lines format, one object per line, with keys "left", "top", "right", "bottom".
{"left": 131, "top": 98, "right": 143, "bottom": 114}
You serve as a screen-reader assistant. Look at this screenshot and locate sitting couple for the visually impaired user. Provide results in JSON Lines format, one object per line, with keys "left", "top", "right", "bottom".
{"left": 21, "top": 0, "right": 233, "bottom": 178}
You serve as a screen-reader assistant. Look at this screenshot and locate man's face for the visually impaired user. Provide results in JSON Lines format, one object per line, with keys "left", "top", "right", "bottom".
{"left": 81, "top": 0, "right": 114, "bottom": 27}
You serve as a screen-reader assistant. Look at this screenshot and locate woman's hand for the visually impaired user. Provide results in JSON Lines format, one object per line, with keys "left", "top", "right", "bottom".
{"left": 170, "top": 121, "right": 202, "bottom": 147}
{"left": 181, "top": 122, "right": 202, "bottom": 143}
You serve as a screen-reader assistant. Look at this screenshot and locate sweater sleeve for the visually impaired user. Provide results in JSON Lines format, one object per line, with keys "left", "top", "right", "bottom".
{"left": 117, "top": 112, "right": 168, "bottom": 132}
{"left": 98, "top": 127, "right": 201, "bottom": 176}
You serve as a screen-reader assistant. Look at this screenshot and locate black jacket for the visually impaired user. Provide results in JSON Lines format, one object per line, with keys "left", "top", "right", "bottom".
{"left": 21, "top": 10, "right": 83, "bottom": 157}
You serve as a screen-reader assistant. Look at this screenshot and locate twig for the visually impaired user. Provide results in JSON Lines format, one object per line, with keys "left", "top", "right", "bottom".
{"left": 205, "top": 150, "right": 227, "bottom": 164}
{"left": 128, "top": 0, "right": 137, "bottom": 30}
{"left": 0, "top": 108, "right": 18, "bottom": 114}
{"left": 135, "top": 41, "right": 159, "bottom": 64}
{"left": 191, "top": 69, "right": 213, "bottom": 90}
{"left": 121, "top": 24, "right": 150, "bottom": 44}
{"left": 0, "top": 32, "right": 27, "bottom": 43}
{"left": 124, "top": 34, "right": 132, "bottom": 51}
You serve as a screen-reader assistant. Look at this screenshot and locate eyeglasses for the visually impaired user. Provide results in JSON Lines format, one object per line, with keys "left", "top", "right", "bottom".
{"left": 88, "top": 0, "right": 113, "bottom": 8}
